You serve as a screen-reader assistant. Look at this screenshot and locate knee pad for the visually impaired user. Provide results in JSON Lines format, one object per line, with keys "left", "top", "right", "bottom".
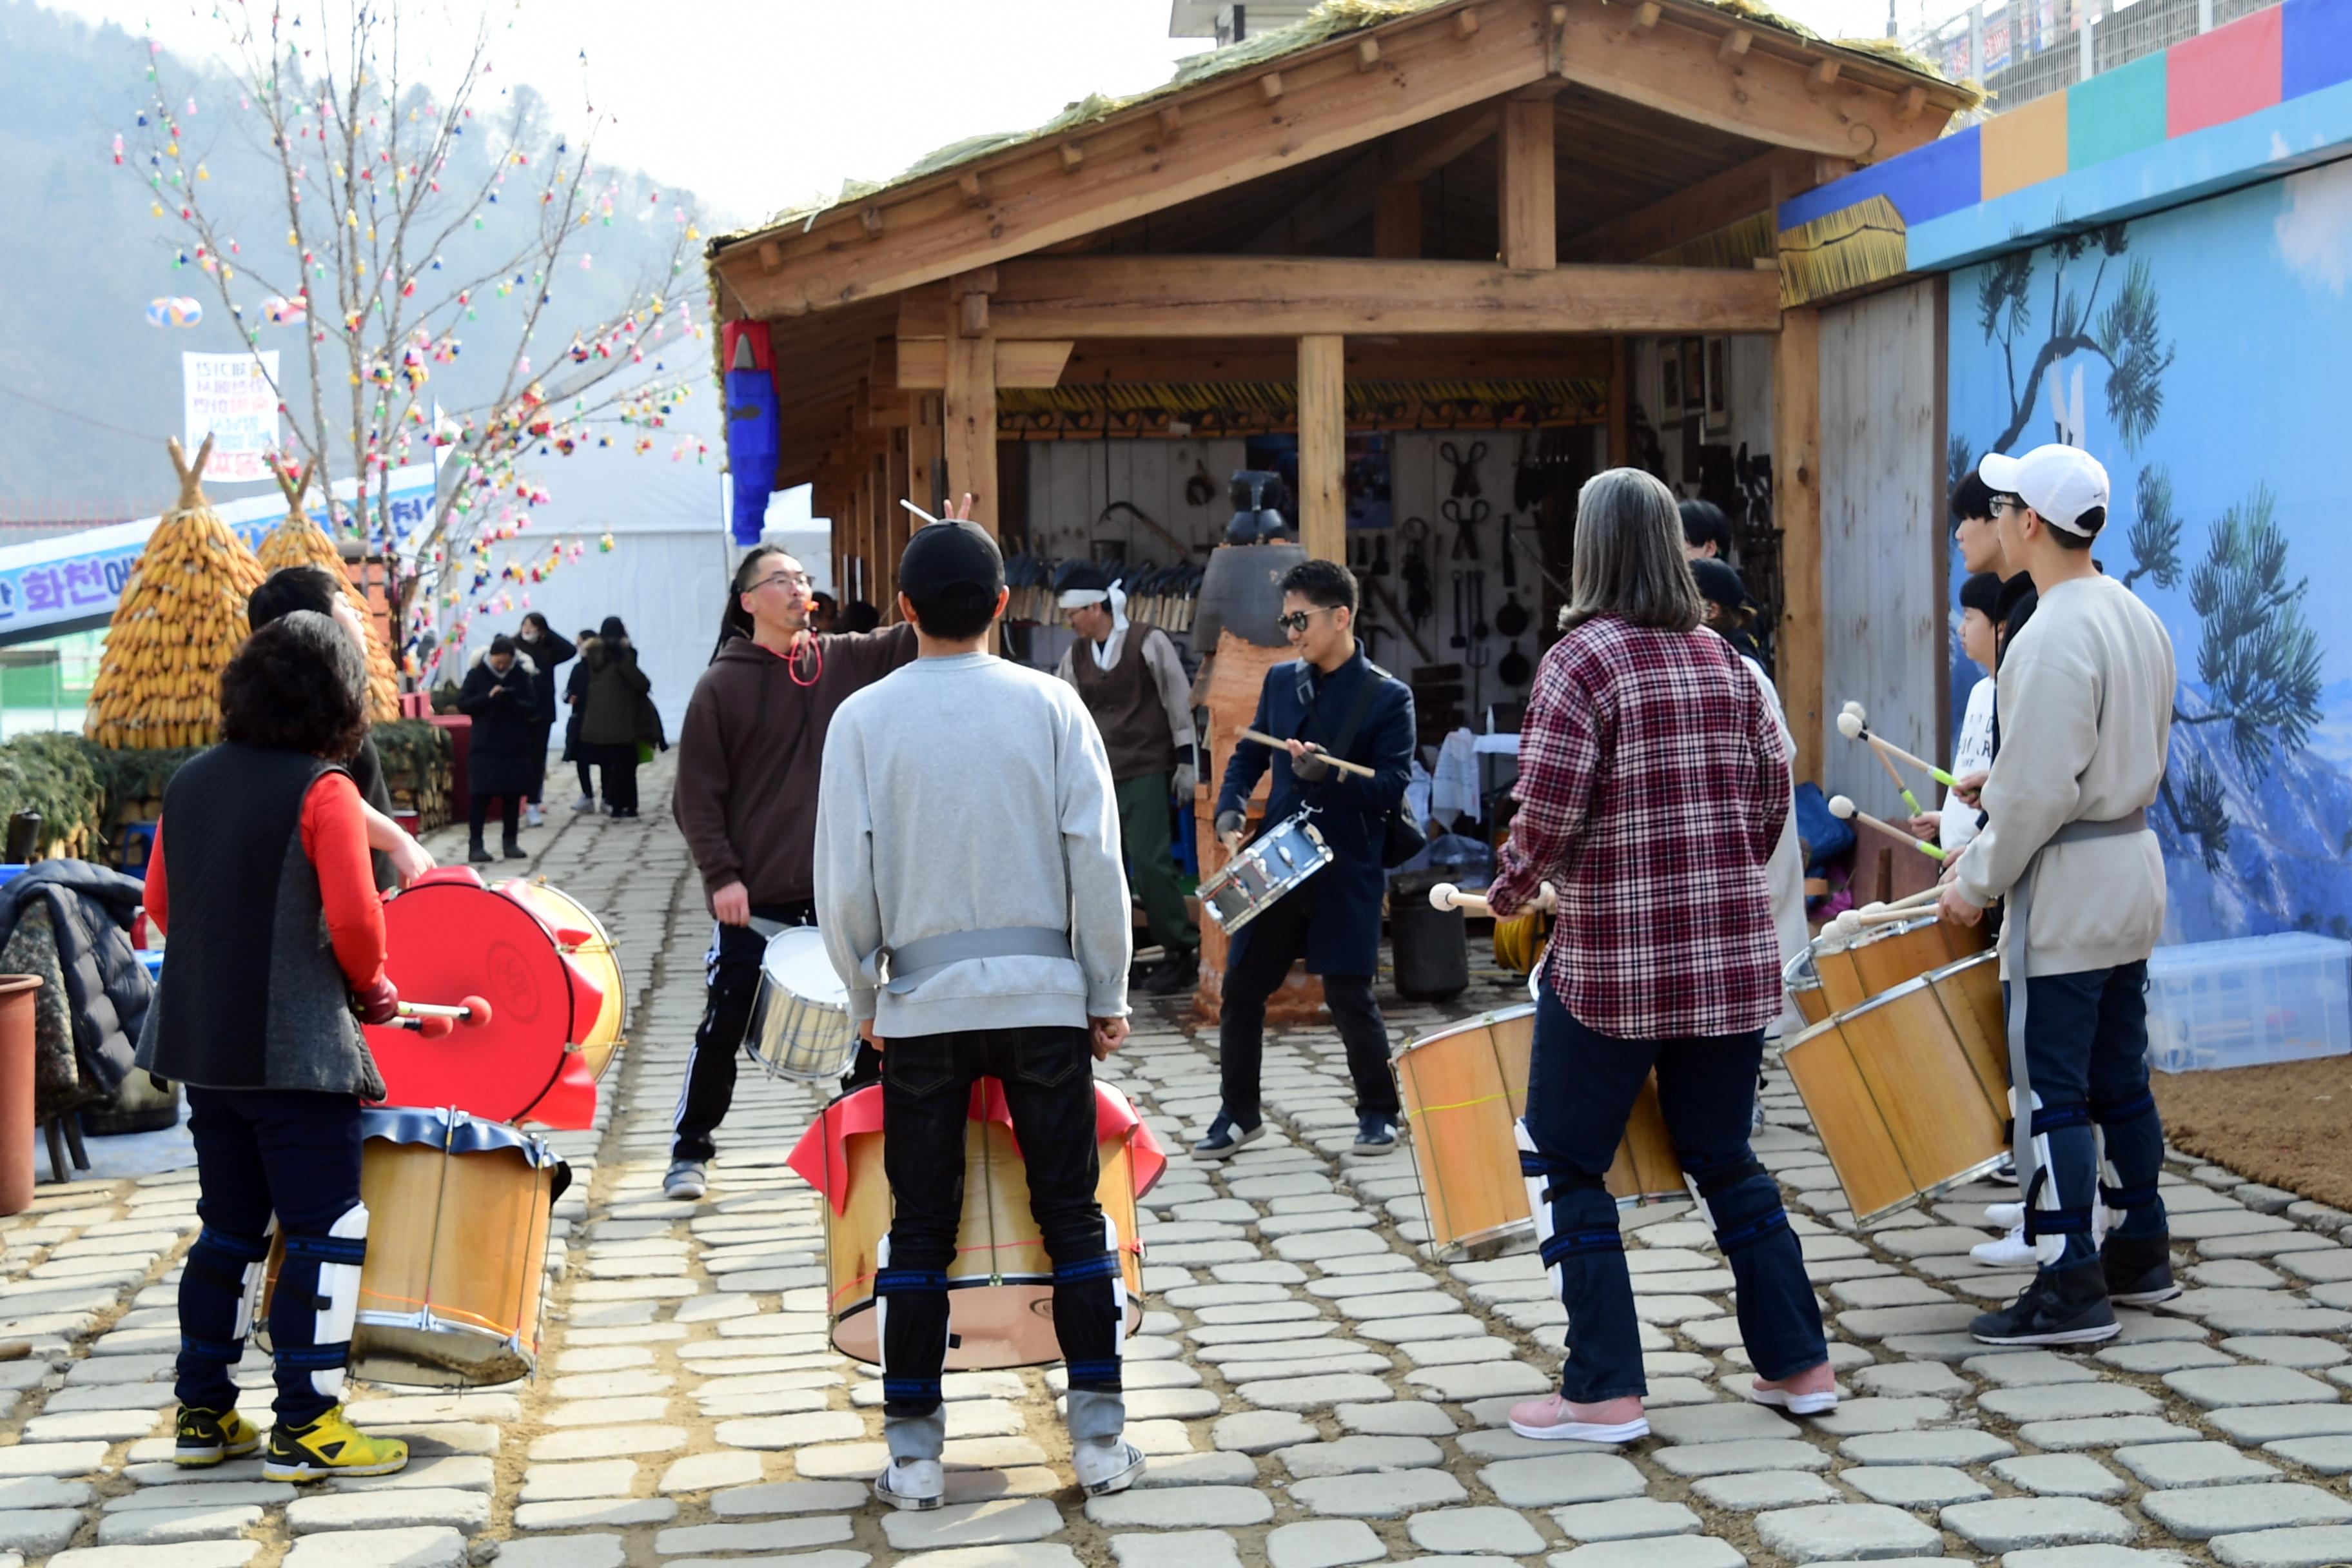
{"left": 182, "top": 1224, "right": 272, "bottom": 1360}
{"left": 1516, "top": 1121, "right": 1619, "bottom": 1276}
{"left": 280, "top": 1203, "right": 368, "bottom": 1402}
{"left": 1682, "top": 1154, "right": 1788, "bottom": 1256}
{"left": 2091, "top": 1088, "right": 2157, "bottom": 1130}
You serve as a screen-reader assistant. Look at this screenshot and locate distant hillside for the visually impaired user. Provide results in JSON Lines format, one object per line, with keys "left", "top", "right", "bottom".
{"left": 0, "top": 0, "right": 714, "bottom": 518}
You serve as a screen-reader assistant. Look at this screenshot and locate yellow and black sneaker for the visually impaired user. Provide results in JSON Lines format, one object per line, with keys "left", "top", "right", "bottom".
{"left": 262, "top": 1406, "right": 409, "bottom": 1482}
{"left": 175, "top": 1406, "right": 262, "bottom": 1467}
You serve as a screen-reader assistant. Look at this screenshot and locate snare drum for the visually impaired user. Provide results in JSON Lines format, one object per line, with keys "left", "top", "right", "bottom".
{"left": 1200, "top": 811, "right": 1331, "bottom": 934}
{"left": 1799, "top": 913, "right": 1987, "bottom": 1019}
{"left": 262, "top": 1106, "right": 557, "bottom": 1387}
{"left": 745, "top": 926, "right": 858, "bottom": 1081}
{"left": 805, "top": 1084, "right": 1150, "bottom": 1369}
{"left": 1779, "top": 950, "right": 2009, "bottom": 1226}
{"left": 1395, "top": 1006, "right": 1685, "bottom": 1256}
{"left": 501, "top": 879, "right": 627, "bottom": 1081}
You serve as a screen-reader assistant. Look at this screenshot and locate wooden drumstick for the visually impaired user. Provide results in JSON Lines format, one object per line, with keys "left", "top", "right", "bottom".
{"left": 1240, "top": 729, "right": 1376, "bottom": 778}
{"left": 1429, "top": 881, "right": 1557, "bottom": 917}
{"left": 1828, "top": 795, "right": 1945, "bottom": 862}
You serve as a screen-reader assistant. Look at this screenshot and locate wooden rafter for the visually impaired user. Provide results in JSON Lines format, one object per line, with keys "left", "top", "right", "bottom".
{"left": 710, "top": 0, "right": 1963, "bottom": 321}
{"left": 975, "top": 255, "right": 1783, "bottom": 338}
{"left": 1560, "top": 147, "right": 1832, "bottom": 262}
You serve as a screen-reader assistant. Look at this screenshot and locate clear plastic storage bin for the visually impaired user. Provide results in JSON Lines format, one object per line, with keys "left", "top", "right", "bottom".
{"left": 2146, "top": 932, "right": 2352, "bottom": 1073}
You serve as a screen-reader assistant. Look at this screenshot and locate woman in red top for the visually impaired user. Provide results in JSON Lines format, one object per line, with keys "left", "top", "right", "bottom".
{"left": 138, "top": 611, "right": 412, "bottom": 1482}
{"left": 1487, "top": 469, "right": 1834, "bottom": 1444}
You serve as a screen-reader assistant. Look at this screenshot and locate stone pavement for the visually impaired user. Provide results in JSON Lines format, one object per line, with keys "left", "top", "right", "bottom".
{"left": 2, "top": 756, "right": 2352, "bottom": 1566}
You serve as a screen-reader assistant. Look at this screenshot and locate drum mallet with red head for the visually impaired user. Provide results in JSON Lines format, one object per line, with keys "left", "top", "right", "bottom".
{"left": 1429, "top": 881, "right": 1558, "bottom": 917}
{"left": 394, "top": 995, "right": 495, "bottom": 1039}
{"left": 1828, "top": 794, "right": 1945, "bottom": 863}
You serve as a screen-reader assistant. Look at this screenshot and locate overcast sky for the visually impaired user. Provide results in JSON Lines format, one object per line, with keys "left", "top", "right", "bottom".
{"left": 64, "top": 0, "right": 1925, "bottom": 230}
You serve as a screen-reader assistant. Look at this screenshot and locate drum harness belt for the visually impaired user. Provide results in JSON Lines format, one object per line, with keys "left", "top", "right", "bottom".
{"left": 861, "top": 927, "right": 1074, "bottom": 994}
{"left": 2004, "top": 807, "right": 2150, "bottom": 1244}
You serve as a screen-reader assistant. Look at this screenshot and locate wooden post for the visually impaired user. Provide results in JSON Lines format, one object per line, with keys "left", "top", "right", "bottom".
{"left": 944, "top": 337, "right": 999, "bottom": 539}
{"left": 1606, "top": 335, "right": 1630, "bottom": 468}
{"left": 1499, "top": 98, "right": 1557, "bottom": 270}
{"left": 1774, "top": 306, "right": 1824, "bottom": 785}
{"left": 1297, "top": 335, "right": 1346, "bottom": 565}
{"left": 908, "top": 393, "right": 945, "bottom": 520}
{"left": 879, "top": 430, "right": 910, "bottom": 622}
{"left": 1373, "top": 182, "right": 1420, "bottom": 259}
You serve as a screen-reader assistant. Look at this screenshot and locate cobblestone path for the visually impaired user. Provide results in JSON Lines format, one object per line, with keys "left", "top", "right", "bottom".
{"left": 1, "top": 758, "right": 2350, "bottom": 1567}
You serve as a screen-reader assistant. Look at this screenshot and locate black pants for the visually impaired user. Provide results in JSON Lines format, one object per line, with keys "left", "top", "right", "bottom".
{"left": 879, "top": 1027, "right": 1122, "bottom": 1420}
{"left": 468, "top": 794, "right": 520, "bottom": 845}
{"left": 1217, "top": 880, "right": 1400, "bottom": 1126}
{"left": 591, "top": 744, "right": 638, "bottom": 812}
{"left": 673, "top": 901, "right": 813, "bottom": 1164}
{"left": 176, "top": 1087, "right": 365, "bottom": 1425}
{"left": 575, "top": 758, "right": 595, "bottom": 800}
{"left": 525, "top": 721, "right": 554, "bottom": 804}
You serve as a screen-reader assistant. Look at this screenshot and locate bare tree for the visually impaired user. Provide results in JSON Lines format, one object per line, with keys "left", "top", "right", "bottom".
{"left": 122, "top": 1, "right": 704, "bottom": 676}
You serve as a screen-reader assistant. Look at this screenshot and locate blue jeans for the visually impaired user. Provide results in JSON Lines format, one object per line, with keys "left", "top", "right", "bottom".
{"left": 177, "top": 1087, "right": 364, "bottom": 1425}
{"left": 2014, "top": 961, "right": 2167, "bottom": 1271}
{"left": 1522, "top": 986, "right": 1825, "bottom": 1402}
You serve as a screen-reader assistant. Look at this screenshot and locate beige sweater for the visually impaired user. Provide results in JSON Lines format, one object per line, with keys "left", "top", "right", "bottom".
{"left": 1953, "top": 573, "right": 2175, "bottom": 977}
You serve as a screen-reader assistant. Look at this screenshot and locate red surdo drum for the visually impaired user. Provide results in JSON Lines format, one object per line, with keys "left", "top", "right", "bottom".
{"left": 366, "top": 868, "right": 607, "bottom": 1127}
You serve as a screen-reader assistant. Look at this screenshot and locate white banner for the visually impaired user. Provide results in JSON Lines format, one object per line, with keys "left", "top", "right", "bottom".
{"left": 181, "top": 351, "right": 281, "bottom": 484}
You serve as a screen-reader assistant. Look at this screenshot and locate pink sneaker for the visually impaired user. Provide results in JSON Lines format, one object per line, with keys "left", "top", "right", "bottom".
{"left": 1506, "top": 1393, "right": 1649, "bottom": 1444}
{"left": 1747, "top": 1362, "right": 1839, "bottom": 1416}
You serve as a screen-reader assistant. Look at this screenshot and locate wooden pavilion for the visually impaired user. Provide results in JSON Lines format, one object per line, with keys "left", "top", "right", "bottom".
{"left": 705, "top": 0, "right": 1974, "bottom": 785}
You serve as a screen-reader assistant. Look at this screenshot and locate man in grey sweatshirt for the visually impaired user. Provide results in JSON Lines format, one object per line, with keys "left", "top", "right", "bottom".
{"left": 1939, "top": 444, "right": 2179, "bottom": 1348}
{"left": 815, "top": 510, "right": 1143, "bottom": 1511}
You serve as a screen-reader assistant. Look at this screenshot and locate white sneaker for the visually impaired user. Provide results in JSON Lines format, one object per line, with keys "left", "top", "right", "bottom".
{"left": 1972, "top": 1222, "right": 2053, "bottom": 1269}
{"left": 524, "top": 803, "right": 544, "bottom": 827}
{"left": 571, "top": 795, "right": 596, "bottom": 813}
{"left": 1071, "top": 1438, "right": 1146, "bottom": 1497}
{"left": 663, "top": 1160, "right": 707, "bottom": 1201}
{"left": 873, "top": 1456, "right": 944, "bottom": 1511}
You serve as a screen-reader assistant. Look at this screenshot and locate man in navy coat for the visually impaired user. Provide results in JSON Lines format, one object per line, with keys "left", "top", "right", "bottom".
{"left": 1199, "top": 559, "right": 1416, "bottom": 1159}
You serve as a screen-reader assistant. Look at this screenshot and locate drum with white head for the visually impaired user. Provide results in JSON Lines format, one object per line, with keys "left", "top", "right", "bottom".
{"left": 745, "top": 926, "right": 859, "bottom": 1081}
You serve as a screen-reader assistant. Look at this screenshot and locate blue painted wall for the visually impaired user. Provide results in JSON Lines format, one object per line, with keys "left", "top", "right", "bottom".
{"left": 1946, "top": 157, "right": 2352, "bottom": 943}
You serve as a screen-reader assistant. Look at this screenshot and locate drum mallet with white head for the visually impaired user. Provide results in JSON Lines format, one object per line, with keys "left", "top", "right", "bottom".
{"left": 1830, "top": 887, "right": 1945, "bottom": 938}
{"left": 1837, "top": 705, "right": 1957, "bottom": 790}
{"left": 392, "top": 995, "right": 495, "bottom": 1039}
{"left": 1828, "top": 794, "right": 1945, "bottom": 863}
{"left": 1429, "top": 882, "right": 1558, "bottom": 917}
{"left": 1836, "top": 703, "right": 1926, "bottom": 816}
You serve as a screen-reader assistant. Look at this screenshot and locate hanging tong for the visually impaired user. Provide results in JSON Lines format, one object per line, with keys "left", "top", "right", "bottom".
{"left": 1442, "top": 497, "right": 1487, "bottom": 562}
{"left": 1440, "top": 440, "right": 1487, "bottom": 500}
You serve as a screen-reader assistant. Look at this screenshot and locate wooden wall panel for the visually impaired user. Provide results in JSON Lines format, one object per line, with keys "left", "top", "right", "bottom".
{"left": 1819, "top": 280, "right": 1943, "bottom": 825}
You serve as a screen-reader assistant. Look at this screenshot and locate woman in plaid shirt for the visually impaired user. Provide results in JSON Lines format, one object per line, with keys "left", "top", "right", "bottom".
{"left": 1489, "top": 469, "right": 1834, "bottom": 1445}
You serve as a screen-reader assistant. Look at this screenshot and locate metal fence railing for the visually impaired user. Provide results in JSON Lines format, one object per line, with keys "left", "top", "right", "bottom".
{"left": 1909, "top": 0, "right": 2278, "bottom": 116}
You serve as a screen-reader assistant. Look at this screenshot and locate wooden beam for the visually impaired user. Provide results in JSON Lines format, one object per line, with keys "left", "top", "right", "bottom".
{"left": 1240, "top": 104, "right": 1496, "bottom": 255}
{"left": 1718, "top": 24, "right": 1753, "bottom": 62}
{"left": 1373, "top": 182, "right": 1421, "bottom": 259}
{"left": 1356, "top": 36, "right": 1383, "bottom": 70}
{"left": 879, "top": 430, "right": 910, "bottom": 622}
{"left": 1774, "top": 304, "right": 1823, "bottom": 785}
{"left": 986, "top": 255, "right": 1784, "bottom": 338}
{"left": 1499, "top": 98, "right": 1556, "bottom": 270}
{"left": 907, "top": 394, "right": 945, "bottom": 520}
{"left": 1057, "top": 334, "right": 1615, "bottom": 384}
{"left": 1562, "top": 148, "right": 1815, "bottom": 264}
{"left": 1808, "top": 59, "right": 1841, "bottom": 94}
{"left": 1299, "top": 337, "right": 1346, "bottom": 565}
{"left": 714, "top": 0, "right": 1959, "bottom": 321}
{"left": 1632, "top": 2, "right": 1661, "bottom": 26}
{"left": 944, "top": 334, "right": 999, "bottom": 539}
{"left": 897, "top": 337, "right": 1073, "bottom": 389}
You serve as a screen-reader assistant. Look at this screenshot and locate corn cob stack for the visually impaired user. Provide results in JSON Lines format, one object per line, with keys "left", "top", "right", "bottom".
{"left": 255, "top": 459, "right": 401, "bottom": 723}
{"left": 84, "top": 436, "right": 270, "bottom": 750}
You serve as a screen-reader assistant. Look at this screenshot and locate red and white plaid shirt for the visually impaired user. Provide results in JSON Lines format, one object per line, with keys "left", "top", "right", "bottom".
{"left": 1489, "top": 617, "right": 1792, "bottom": 1040}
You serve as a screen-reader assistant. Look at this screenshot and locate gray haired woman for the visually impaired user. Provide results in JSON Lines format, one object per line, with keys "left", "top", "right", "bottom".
{"left": 1485, "top": 467, "right": 1832, "bottom": 1444}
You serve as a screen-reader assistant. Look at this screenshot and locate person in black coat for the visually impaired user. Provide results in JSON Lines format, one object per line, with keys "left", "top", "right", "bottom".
{"left": 514, "top": 613, "right": 576, "bottom": 828}
{"left": 1200, "top": 559, "right": 1416, "bottom": 1162}
{"left": 456, "top": 635, "right": 538, "bottom": 863}
{"left": 563, "top": 629, "right": 597, "bottom": 809}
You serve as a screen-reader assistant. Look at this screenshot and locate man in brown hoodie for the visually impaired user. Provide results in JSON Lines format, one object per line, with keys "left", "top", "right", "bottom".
{"left": 665, "top": 543, "right": 916, "bottom": 1199}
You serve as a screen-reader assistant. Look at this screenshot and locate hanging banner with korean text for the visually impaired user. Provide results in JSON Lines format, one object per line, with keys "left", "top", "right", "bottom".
{"left": 181, "top": 351, "right": 282, "bottom": 484}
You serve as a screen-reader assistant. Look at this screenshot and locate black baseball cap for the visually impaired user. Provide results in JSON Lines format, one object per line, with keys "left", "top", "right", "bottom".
{"left": 899, "top": 519, "right": 1004, "bottom": 601}
{"left": 1690, "top": 558, "right": 1747, "bottom": 609}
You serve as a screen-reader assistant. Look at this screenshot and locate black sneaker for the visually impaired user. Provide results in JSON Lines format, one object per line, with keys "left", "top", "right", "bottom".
{"left": 2101, "top": 1232, "right": 2182, "bottom": 1307}
{"left": 1971, "top": 1264, "right": 2119, "bottom": 1346}
{"left": 1141, "top": 951, "right": 1199, "bottom": 997}
{"left": 1353, "top": 1113, "right": 1400, "bottom": 1155}
{"left": 1191, "top": 1112, "right": 1263, "bottom": 1161}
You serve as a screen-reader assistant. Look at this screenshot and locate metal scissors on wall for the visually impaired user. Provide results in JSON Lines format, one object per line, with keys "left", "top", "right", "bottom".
{"left": 1440, "top": 440, "right": 1487, "bottom": 500}
{"left": 1442, "top": 497, "right": 1487, "bottom": 561}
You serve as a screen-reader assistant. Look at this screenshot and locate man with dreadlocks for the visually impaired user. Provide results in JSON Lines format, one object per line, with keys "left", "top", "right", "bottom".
{"left": 663, "top": 516, "right": 936, "bottom": 1200}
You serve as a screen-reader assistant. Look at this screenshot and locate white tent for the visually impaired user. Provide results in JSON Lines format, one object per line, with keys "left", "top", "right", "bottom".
{"left": 441, "top": 442, "right": 729, "bottom": 740}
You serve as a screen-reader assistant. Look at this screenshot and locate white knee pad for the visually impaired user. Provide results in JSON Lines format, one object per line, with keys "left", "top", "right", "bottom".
{"left": 309, "top": 1203, "right": 369, "bottom": 1400}
{"left": 1102, "top": 1213, "right": 1126, "bottom": 1356}
{"left": 1514, "top": 1121, "right": 1563, "bottom": 1297}
{"left": 231, "top": 1217, "right": 277, "bottom": 1342}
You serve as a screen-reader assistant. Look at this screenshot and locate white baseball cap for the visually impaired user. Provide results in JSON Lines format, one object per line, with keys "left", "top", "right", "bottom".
{"left": 1977, "top": 444, "right": 2110, "bottom": 536}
